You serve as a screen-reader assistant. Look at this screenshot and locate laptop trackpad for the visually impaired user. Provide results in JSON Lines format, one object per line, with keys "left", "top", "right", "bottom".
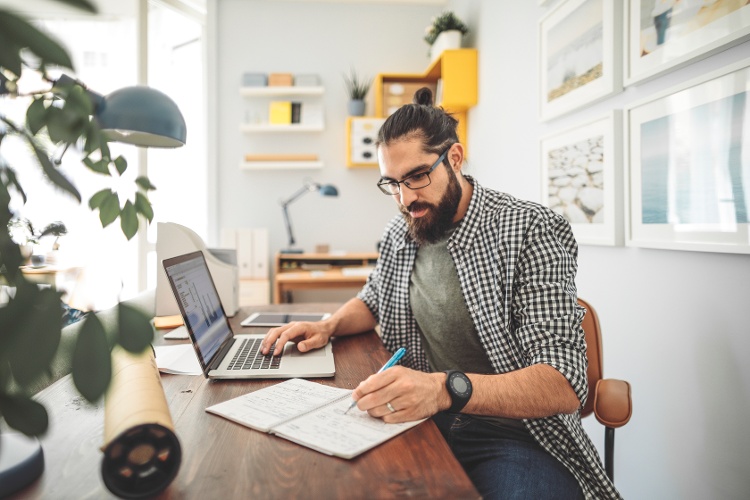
{"left": 282, "top": 343, "right": 326, "bottom": 357}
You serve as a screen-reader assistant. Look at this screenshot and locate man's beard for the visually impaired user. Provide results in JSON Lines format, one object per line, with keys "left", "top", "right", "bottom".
{"left": 400, "top": 167, "right": 462, "bottom": 245}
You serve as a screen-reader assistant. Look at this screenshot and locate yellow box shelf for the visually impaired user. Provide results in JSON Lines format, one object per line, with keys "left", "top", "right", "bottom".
{"left": 373, "top": 49, "right": 478, "bottom": 150}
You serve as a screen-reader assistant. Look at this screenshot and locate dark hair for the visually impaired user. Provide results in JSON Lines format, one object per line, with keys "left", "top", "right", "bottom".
{"left": 376, "top": 87, "right": 459, "bottom": 156}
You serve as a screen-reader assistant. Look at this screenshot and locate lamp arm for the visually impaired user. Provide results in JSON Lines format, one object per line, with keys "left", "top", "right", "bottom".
{"left": 280, "top": 183, "right": 318, "bottom": 207}
{"left": 282, "top": 203, "right": 296, "bottom": 248}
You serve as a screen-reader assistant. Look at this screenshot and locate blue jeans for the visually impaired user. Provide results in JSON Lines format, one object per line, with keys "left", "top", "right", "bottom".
{"left": 433, "top": 412, "right": 584, "bottom": 500}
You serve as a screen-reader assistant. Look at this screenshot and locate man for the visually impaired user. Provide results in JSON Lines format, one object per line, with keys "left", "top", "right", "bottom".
{"left": 262, "top": 88, "right": 621, "bottom": 499}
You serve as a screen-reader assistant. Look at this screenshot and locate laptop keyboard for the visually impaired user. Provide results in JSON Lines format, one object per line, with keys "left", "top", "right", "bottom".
{"left": 227, "top": 338, "right": 282, "bottom": 370}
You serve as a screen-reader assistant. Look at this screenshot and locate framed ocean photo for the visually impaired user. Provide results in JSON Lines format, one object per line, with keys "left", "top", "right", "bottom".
{"left": 626, "top": 58, "right": 750, "bottom": 254}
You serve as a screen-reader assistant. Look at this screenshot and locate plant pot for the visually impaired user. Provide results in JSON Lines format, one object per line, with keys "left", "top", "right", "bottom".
{"left": 430, "top": 30, "right": 462, "bottom": 62}
{"left": 348, "top": 99, "right": 366, "bottom": 116}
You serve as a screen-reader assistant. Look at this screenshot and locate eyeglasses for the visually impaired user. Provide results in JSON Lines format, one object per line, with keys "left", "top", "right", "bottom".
{"left": 377, "top": 148, "right": 450, "bottom": 195}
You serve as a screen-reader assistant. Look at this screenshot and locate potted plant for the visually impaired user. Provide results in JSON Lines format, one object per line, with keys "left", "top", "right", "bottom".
{"left": 7, "top": 219, "right": 68, "bottom": 266}
{"left": 0, "top": 0, "right": 155, "bottom": 444}
{"left": 423, "top": 11, "right": 469, "bottom": 61}
{"left": 343, "top": 68, "right": 371, "bottom": 116}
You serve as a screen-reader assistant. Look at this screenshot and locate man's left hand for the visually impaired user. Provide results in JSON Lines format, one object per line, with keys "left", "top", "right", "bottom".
{"left": 350, "top": 366, "right": 449, "bottom": 423}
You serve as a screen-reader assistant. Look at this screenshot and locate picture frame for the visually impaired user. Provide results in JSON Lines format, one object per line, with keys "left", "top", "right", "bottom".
{"left": 541, "top": 111, "right": 623, "bottom": 246}
{"left": 539, "top": 0, "right": 622, "bottom": 121}
{"left": 625, "top": 57, "right": 750, "bottom": 254}
{"left": 625, "top": 0, "right": 750, "bottom": 86}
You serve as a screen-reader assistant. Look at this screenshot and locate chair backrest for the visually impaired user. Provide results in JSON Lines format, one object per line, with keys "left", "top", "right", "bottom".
{"left": 578, "top": 297, "right": 603, "bottom": 418}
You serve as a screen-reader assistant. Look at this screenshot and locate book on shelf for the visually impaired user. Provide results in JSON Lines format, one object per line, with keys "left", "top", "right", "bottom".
{"left": 291, "top": 102, "right": 302, "bottom": 124}
{"left": 269, "top": 101, "right": 292, "bottom": 124}
{"left": 206, "top": 378, "right": 425, "bottom": 459}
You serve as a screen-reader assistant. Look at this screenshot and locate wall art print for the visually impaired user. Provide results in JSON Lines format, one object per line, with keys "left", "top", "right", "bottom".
{"left": 626, "top": 0, "right": 750, "bottom": 85}
{"left": 539, "top": 0, "right": 622, "bottom": 121}
{"left": 626, "top": 58, "right": 750, "bottom": 253}
{"left": 541, "top": 111, "right": 623, "bottom": 245}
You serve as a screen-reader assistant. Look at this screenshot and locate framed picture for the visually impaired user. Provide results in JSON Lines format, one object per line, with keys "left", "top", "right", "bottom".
{"left": 539, "top": 0, "right": 623, "bottom": 121}
{"left": 626, "top": 0, "right": 750, "bottom": 86}
{"left": 541, "top": 111, "right": 623, "bottom": 246}
{"left": 626, "top": 58, "right": 750, "bottom": 254}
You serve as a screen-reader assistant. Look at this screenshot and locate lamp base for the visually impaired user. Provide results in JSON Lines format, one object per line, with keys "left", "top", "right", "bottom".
{"left": 0, "top": 433, "right": 45, "bottom": 497}
{"left": 280, "top": 248, "right": 304, "bottom": 254}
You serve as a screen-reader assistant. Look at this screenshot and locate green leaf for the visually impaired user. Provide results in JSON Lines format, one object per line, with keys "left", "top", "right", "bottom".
{"left": 0, "top": 393, "right": 48, "bottom": 436}
{"left": 135, "top": 176, "right": 157, "bottom": 191}
{"left": 3, "top": 166, "right": 27, "bottom": 204}
{"left": 0, "top": 11, "right": 73, "bottom": 69}
{"left": 120, "top": 200, "right": 138, "bottom": 240}
{"left": 84, "top": 124, "right": 100, "bottom": 154}
{"left": 64, "top": 84, "right": 93, "bottom": 116}
{"left": 72, "top": 313, "right": 111, "bottom": 402}
{"left": 52, "top": 0, "right": 98, "bottom": 14}
{"left": 29, "top": 138, "right": 81, "bottom": 202}
{"left": 26, "top": 97, "right": 47, "bottom": 135}
{"left": 98, "top": 191, "right": 120, "bottom": 228}
{"left": 134, "top": 192, "right": 154, "bottom": 223}
{"left": 45, "top": 106, "right": 79, "bottom": 144}
{"left": 113, "top": 156, "right": 127, "bottom": 176}
{"left": 0, "top": 30, "right": 23, "bottom": 77}
{"left": 117, "top": 304, "right": 153, "bottom": 353}
{"left": 8, "top": 287, "right": 62, "bottom": 386}
{"left": 88, "top": 188, "right": 111, "bottom": 210}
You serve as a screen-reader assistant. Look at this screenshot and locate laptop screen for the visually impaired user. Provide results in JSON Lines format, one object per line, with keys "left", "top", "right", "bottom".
{"left": 163, "top": 251, "right": 233, "bottom": 370}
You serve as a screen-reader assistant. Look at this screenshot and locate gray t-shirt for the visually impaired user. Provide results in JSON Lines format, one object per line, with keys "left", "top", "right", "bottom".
{"left": 409, "top": 225, "right": 528, "bottom": 433}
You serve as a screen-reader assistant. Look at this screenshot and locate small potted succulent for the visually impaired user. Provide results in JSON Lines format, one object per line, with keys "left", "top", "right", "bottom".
{"left": 343, "top": 68, "right": 372, "bottom": 116}
{"left": 424, "top": 11, "right": 469, "bottom": 61}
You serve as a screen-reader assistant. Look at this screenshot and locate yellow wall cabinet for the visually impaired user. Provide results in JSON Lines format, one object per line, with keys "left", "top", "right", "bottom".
{"left": 373, "top": 48, "right": 478, "bottom": 151}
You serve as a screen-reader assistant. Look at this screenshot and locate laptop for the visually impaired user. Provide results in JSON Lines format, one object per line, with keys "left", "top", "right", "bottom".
{"left": 162, "top": 251, "right": 335, "bottom": 379}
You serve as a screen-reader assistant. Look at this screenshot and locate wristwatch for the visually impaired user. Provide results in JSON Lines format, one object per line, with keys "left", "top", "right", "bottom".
{"left": 444, "top": 370, "right": 472, "bottom": 413}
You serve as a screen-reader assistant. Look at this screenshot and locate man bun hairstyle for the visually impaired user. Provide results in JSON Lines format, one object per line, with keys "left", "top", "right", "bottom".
{"left": 377, "top": 87, "right": 459, "bottom": 156}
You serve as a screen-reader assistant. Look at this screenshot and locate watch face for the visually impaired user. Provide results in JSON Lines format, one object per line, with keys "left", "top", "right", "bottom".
{"left": 450, "top": 372, "right": 471, "bottom": 396}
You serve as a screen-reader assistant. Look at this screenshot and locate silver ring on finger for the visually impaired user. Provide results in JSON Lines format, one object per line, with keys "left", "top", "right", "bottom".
{"left": 386, "top": 402, "right": 396, "bottom": 413}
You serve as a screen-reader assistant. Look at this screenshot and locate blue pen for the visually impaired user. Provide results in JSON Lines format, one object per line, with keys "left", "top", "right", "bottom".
{"left": 344, "top": 347, "right": 406, "bottom": 414}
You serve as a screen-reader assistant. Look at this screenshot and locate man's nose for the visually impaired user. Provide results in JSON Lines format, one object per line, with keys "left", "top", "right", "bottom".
{"left": 398, "top": 186, "right": 418, "bottom": 207}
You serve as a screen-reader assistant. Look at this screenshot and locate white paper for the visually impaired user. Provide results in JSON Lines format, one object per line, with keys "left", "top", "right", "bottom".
{"left": 153, "top": 344, "right": 202, "bottom": 375}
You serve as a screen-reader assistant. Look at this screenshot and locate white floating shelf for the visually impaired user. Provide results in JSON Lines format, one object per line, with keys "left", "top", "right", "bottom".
{"left": 240, "top": 86, "right": 324, "bottom": 97}
{"left": 240, "top": 123, "right": 324, "bottom": 133}
{"left": 240, "top": 161, "right": 324, "bottom": 170}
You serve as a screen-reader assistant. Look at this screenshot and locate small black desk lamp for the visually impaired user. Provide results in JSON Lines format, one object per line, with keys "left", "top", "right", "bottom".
{"left": 280, "top": 180, "right": 339, "bottom": 253}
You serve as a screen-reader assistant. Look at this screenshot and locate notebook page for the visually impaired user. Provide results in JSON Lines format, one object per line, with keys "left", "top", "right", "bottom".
{"left": 206, "top": 378, "right": 350, "bottom": 432}
{"left": 271, "top": 396, "right": 425, "bottom": 459}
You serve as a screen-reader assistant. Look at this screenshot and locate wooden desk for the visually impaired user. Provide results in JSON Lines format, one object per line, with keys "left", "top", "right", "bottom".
{"left": 12, "top": 304, "right": 478, "bottom": 499}
{"left": 274, "top": 252, "right": 378, "bottom": 303}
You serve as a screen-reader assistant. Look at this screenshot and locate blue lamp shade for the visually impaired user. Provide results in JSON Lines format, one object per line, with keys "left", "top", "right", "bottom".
{"left": 319, "top": 184, "right": 338, "bottom": 196}
{"left": 95, "top": 86, "right": 187, "bottom": 148}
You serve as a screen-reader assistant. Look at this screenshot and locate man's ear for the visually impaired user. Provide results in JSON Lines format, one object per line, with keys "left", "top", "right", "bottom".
{"left": 448, "top": 143, "right": 465, "bottom": 172}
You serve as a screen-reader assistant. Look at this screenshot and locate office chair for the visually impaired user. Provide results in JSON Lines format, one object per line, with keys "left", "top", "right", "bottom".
{"left": 578, "top": 297, "right": 632, "bottom": 482}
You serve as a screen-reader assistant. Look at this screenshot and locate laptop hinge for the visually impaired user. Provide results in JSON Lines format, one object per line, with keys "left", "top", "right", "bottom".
{"left": 208, "top": 337, "right": 236, "bottom": 371}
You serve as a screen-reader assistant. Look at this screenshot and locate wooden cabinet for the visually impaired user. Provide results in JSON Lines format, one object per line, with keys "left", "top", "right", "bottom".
{"left": 239, "top": 85, "right": 325, "bottom": 170}
{"left": 274, "top": 252, "right": 379, "bottom": 303}
{"left": 373, "top": 49, "right": 477, "bottom": 150}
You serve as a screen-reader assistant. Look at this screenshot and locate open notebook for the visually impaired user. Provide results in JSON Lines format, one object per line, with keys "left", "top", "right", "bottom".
{"left": 206, "top": 378, "right": 425, "bottom": 459}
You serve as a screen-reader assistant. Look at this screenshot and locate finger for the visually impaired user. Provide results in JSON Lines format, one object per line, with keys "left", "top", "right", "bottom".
{"left": 261, "top": 325, "right": 289, "bottom": 354}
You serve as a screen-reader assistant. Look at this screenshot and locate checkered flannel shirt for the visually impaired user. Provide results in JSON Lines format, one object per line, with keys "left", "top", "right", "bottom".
{"left": 357, "top": 177, "right": 621, "bottom": 499}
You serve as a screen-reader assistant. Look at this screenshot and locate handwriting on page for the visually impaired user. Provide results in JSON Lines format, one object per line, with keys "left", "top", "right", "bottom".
{"left": 213, "top": 379, "right": 349, "bottom": 430}
{"left": 273, "top": 398, "right": 419, "bottom": 457}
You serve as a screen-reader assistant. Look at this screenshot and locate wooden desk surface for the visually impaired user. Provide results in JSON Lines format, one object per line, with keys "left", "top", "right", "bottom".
{"left": 12, "top": 304, "right": 478, "bottom": 499}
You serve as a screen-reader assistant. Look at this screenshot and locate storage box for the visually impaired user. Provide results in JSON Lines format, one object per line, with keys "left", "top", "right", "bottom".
{"left": 294, "top": 74, "right": 320, "bottom": 86}
{"left": 268, "top": 73, "right": 294, "bottom": 86}
{"left": 269, "top": 101, "right": 292, "bottom": 124}
{"left": 242, "top": 72, "right": 267, "bottom": 87}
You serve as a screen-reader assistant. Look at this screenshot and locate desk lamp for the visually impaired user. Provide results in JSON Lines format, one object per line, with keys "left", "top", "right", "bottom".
{"left": 280, "top": 180, "right": 339, "bottom": 254}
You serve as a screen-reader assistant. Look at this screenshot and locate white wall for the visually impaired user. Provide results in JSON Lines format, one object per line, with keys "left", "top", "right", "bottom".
{"left": 213, "top": 0, "right": 750, "bottom": 498}
{"left": 213, "top": 0, "right": 448, "bottom": 256}
{"left": 458, "top": 1, "right": 750, "bottom": 499}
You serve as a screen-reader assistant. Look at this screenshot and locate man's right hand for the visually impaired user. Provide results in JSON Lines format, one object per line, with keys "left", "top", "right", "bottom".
{"left": 261, "top": 320, "right": 334, "bottom": 356}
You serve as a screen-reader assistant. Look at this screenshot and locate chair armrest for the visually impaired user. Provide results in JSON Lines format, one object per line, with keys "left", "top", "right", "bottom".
{"left": 593, "top": 378, "right": 632, "bottom": 428}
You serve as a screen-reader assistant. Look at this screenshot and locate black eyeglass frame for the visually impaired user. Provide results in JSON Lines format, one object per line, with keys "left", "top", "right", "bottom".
{"left": 376, "top": 147, "right": 451, "bottom": 195}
